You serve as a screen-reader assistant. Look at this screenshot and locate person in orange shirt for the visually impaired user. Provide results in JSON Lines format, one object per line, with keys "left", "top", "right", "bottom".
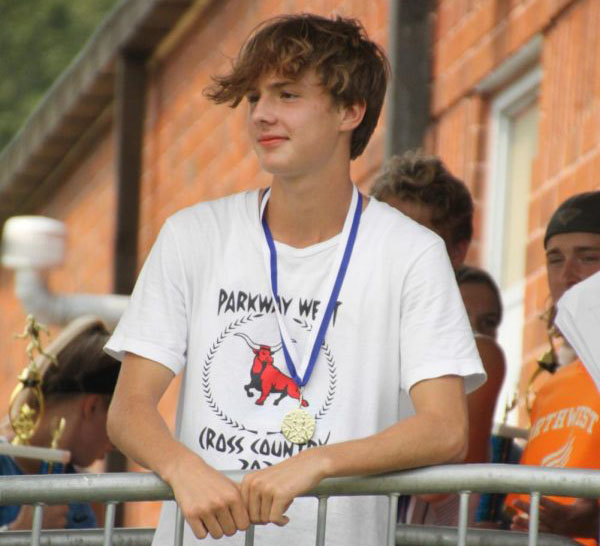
{"left": 505, "top": 191, "right": 600, "bottom": 545}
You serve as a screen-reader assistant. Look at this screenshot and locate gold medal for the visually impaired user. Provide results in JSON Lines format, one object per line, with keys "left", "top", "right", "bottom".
{"left": 281, "top": 407, "right": 316, "bottom": 445}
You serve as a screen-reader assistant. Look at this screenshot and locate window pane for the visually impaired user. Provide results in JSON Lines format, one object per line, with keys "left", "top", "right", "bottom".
{"left": 502, "top": 103, "right": 539, "bottom": 288}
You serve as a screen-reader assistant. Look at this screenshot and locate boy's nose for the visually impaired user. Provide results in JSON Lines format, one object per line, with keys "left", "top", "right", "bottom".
{"left": 251, "top": 96, "right": 276, "bottom": 125}
{"left": 559, "top": 256, "right": 581, "bottom": 290}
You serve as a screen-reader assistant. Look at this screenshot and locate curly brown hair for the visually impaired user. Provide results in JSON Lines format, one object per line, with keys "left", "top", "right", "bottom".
{"left": 204, "top": 13, "right": 389, "bottom": 159}
{"left": 371, "top": 150, "right": 474, "bottom": 246}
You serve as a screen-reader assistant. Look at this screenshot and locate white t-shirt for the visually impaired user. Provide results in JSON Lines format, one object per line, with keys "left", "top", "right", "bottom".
{"left": 106, "top": 190, "right": 485, "bottom": 546}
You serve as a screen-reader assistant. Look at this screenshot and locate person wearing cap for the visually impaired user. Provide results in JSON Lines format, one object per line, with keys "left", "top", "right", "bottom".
{"left": 0, "top": 316, "right": 120, "bottom": 531}
{"left": 504, "top": 191, "right": 600, "bottom": 545}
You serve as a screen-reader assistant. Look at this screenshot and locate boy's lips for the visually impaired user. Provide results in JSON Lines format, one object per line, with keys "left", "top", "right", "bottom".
{"left": 258, "top": 135, "right": 288, "bottom": 147}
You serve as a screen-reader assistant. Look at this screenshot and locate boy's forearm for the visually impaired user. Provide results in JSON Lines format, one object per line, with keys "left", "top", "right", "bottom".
{"left": 312, "top": 411, "right": 468, "bottom": 480}
{"left": 239, "top": 406, "right": 468, "bottom": 528}
{"left": 107, "top": 395, "right": 200, "bottom": 483}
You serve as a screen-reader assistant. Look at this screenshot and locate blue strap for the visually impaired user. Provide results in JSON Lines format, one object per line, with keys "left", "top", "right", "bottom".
{"left": 261, "top": 192, "right": 362, "bottom": 387}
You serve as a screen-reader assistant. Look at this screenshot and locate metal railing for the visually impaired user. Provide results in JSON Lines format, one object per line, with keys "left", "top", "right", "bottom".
{"left": 0, "top": 526, "right": 581, "bottom": 546}
{"left": 0, "top": 528, "right": 153, "bottom": 545}
{"left": 0, "top": 464, "right": 597, "bottom": 546}
{"left": 395, "top": 525, "right": 579, "bottom": 545}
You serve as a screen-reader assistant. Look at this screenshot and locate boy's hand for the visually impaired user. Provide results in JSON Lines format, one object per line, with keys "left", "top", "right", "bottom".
{"left": 511, "top": 497, "right": 598, "bottom": 538}
{"left": 240, "top": 449, "right": 328, "bottom": 526}
{"left": 167, "top": 451, "right": 250, "bottom": 539}
{"left": 9, "top": 504, "right": 68, "bottom": 530}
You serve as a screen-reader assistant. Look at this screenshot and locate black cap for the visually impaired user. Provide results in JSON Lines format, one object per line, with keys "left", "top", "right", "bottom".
{"left": 544, "top": 191, "right": 600, "bottom": 248}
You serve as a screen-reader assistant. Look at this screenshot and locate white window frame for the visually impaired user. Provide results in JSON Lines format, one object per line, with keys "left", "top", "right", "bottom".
{"left": 484, "top": 67, "right": 541, "bottom": 426}
{"left": 484, "top": 67, "right": 542, "bottom": 279}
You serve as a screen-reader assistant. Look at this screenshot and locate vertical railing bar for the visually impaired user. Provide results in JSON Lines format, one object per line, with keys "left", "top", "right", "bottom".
{"left": 386, "top": 494, "right": 399, "bottom": 546}
{"left": 103, "top": 502, "right": 116, "bottom": 546}
{"left": 30, "top": 503, "right": 43, "bottom": 546}
{"left": 457, "top": 491, "right": 470, "bottom": 546}
{"left": 244, "top": 523, "right": 255, "bottom": 546}
{"left": 528, "top": 491, "right": 540, "bottom": 546}
{"left": 315, "top": 496, "right": 328, "bottom": 546}
{"left": 174, "top": 505, "right": 185, "bottom": 546}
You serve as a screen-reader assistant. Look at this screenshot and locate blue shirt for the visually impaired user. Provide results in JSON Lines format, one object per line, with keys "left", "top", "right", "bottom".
{"left": 0, "top": 454, "right": 97, "bottom": 528}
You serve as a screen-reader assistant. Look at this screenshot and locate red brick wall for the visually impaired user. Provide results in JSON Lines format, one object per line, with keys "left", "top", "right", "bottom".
{"left": 430, "top": 0, "right": 600, "bottom": 423}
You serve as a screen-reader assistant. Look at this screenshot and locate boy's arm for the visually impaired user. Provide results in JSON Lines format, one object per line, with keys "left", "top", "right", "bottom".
{"left": 418, "top": 337, "right": 504, "bottom": 505}
{"left": 107, "top": 353, "right": 250, "bottom": 539}
{"left": 465, "top": 337, "right": 505, "bottom": 464}
{"left": 240, "top": 374, "right": 468, "bottom": 525}
{"left": 511, "top": 497, "right": 599, "bottom": 538}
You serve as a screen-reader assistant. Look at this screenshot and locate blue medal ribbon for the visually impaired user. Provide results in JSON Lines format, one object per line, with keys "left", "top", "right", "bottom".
{"left": 260, "top": 186, "right": 362, "bottom": 388}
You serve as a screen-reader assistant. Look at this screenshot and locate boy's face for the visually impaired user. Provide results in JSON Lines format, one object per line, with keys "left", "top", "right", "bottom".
{"left": 546, "top": 232, "right": 600, "bottom": 302}
{"left": 246, "top": 70, "right": 353, "bottom": 178}
{"left": 459, "top": 281, "right": 501, "bottom": 339}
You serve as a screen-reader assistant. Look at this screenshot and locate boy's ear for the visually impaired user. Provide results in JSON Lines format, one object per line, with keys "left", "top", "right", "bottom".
{"left": 81, "top": 394, "right": 103, "bottom": 420}
{"left": 340, "top": 101, "right": 366, "bottom": 132}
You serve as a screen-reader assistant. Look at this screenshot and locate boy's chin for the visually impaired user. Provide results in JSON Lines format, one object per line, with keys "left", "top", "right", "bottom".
{"left": 259, "top": 162, "right": 299, "bottom": 178}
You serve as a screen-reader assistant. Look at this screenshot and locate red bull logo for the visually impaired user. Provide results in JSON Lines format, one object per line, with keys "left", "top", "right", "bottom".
{"left": 235, "top": 332, "right": 309, "bottom": 407}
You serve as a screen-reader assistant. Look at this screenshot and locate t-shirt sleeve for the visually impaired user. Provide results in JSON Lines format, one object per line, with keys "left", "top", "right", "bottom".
{"left": 399, "top": 239, "right": 486, "bottom": 394}
{"left": 104, "top": 220, "right": 189, "bottom": 375}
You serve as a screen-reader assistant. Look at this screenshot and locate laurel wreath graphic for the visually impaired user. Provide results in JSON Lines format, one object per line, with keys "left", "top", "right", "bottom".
{"left": 202, "top": 313, "right": 338, "bottom": 434}
{"left": 202, "top": 314, "right": 261, "bottom": 434}
{"left": 292, "top": 317, "right": 336, "bottom": 421}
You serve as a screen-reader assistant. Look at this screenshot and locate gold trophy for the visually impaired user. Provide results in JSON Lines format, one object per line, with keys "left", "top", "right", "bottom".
{"left": 0, "top": 315, "right": 70, "bottom": 467}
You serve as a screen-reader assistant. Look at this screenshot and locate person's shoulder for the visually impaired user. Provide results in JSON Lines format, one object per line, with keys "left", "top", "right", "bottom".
{"left": 163, "top": 190, "right": 260, "bottom": 235}
{"left": 366, "top": 197, "right": 442, "bottom": 245}
{"left": 535, "top": 358, "right": 585, "bottom": 398}
{"left": 475, "top": 334, "right": 505, "bottom": 358}
{"left": 553, "top": 358, "right": 584, "bottom": 377}
{"left": 558, "top": 358, "right": 595, "bottom": 384}
{"left": 474, "top": 334, "right": 506, "bottom": 376}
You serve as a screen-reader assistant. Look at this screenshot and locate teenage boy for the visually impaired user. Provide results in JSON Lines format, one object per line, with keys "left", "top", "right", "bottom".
{"left": 505, "top": 191, "right": 600, "bottom": 545}
{"left": 105, "top": 14, "right": 485, "bottom": 546}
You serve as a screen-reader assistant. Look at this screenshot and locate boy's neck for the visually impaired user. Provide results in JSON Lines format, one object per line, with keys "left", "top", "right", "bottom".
{"left": 264, "top": 173, "right": 356, "bottom": 248}
{"left": 13, "top": 426, "right": 53, "bottom": 474}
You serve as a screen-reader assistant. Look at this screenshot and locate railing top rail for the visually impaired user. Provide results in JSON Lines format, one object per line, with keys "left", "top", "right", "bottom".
{"left": 1, "top": 464, "right": 599, "bottom": 506}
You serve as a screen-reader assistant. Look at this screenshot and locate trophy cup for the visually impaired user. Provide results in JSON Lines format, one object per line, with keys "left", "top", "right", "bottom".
{"left": 0, "top": 315, "right": 70, "bottom": 469}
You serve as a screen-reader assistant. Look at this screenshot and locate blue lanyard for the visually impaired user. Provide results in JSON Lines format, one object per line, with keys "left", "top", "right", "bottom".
{"left": 260, "top": 188, "right": 363, "bottom": 387}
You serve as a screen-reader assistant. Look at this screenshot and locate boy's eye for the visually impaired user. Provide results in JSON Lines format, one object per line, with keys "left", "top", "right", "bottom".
{"left": 246, "top": 93, "right": 259, "bottom": 104}
{"left": 280, "top": 91, "right": 297, "bottom": 99}
{"left": 580, "top": 252, "right": 600, "bottom": 264}
{"left": 546, "top": 254, "right": 564, "bottom": 265}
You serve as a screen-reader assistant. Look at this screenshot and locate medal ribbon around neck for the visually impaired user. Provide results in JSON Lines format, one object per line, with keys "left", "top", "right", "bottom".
{"left": 259, "top": 185, "right": 362, "bottom": 389}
